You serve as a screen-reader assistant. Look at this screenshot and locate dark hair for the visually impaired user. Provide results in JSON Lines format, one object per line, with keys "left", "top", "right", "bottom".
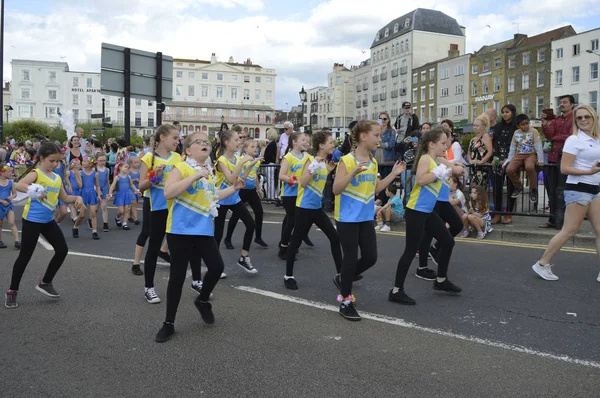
{"left": 471, "top": 185, "right": 489, "bottom": 214}
{"left": 441, "top": 119, "right": 454, "bottom": 131}
{"left": 500, "top": 104, "right": 518, "bottom": 126}
{"left": 150, "top": 124, "right": 177, "bottom": 170}
{"left": 288, "top": 131, "right": 304, "bottom": 152}
{"left": 411, "top": 127, "right": 447, "bottom": 183}
{"left": 173, "top": 121, "right": 180, "bottom": 126}
{"left": 110, "top": 143, "right": 118, "bottom": 152}
{"left": 515, "top": 114, "right": 530, "bottom": 125}
{"left": 449, "top": 175, "right": 463, "bottom": 192}
{"left": 386, "top": 183, "right": 397, "bottom": 195}
{"left": 117, "top": 138, "right": 127, "bottom": 148}
{"left": 311, "top": 130, "right": 332, "bottom": 154}
{"left": 68, "top": 136, "right": 80, "bottom": 148}
{"left": 559, "top": 94, "right": 576, "bottom": 105}
{"left": 18, "top": 141, "right": 61, "bottom": 181}
{"left": 144, "top": 137, "right": 151, "bottom": 145}
{"left": 348, "top": 120, "right": 358, "bottom": 131}
{"left": 216, "top": 130, "right": 237, "bottom": 158}
{"left": 350, "top": 120, "right": 378, "bottom": 150}
{"left": 232, "top": 124, "right": 243, "bottom": 133}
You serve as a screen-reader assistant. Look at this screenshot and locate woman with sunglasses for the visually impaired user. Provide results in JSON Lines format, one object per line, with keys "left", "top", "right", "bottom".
{"left": 379, "top": 112, "right": 396, "bottom": 178}
{"left": 532, "top": 105, "right": 600, "bottom": 282}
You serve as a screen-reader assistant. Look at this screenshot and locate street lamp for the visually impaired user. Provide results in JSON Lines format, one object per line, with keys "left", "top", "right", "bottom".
{"left": 299, "top": 86, "right": 307, "bottom": 132}
{"left": 587, "top": 50, "right": 600, "bottom": 111}
{"left": 221, "top": 114, "right": 225, "bottom": 124}
{"left": 4, "top": 105, "right": 12, "bottom": 123}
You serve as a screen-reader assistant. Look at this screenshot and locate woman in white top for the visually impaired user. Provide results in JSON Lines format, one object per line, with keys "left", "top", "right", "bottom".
{"left": 532, "top": 105, "right": 600, "bottom": 281}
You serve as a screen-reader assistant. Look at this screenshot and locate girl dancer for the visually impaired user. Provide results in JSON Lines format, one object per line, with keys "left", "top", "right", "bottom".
{"left": 0, "top": 164, "right": 20, "bottom": 249}
{"left": 68, "top": 158, "right": 82, "bottom": 223}
{"left": 333, "top": 120, "right": 405, "bottom": 321}
{"left": 138, "top": 124, "right": 180, "bottom": 302}
{"left": 5, "top": 141, "right": 85, "bottom": 309}
{"left": 73, "top": 154, "right": 101, "bottom": 240}
{"left": 214, "top": 130, "right": 258, "bottom": 275}
{"left": 278, "top": 133, "right": 312, "bottom": 260}
{"left": 155, "top": 132, "right": 244, "bottom": 343}
{"left": 109, "top": 162, "right": 140, "bottom": 231}
{"left": 390, "top": 128, "right": 461, "bottom": 307}
{"left": 96, "top": 153, "right": 111, "bottom": 232}
{"left": 128, "top": 156, "right": 141, "bottom": 225}
{"left": 53, "top": 150, "right": 71, "bottom": 224}
{"left": 284, "top": 130, "right": 342, "bottom": 290}
{"left": 224, "top": 139, "right": 268, "bottom": 249}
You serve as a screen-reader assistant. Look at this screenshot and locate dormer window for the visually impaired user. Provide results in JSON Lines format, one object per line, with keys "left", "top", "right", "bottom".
{"left": 394, "top": 23, "right": 399, "bottom": 33}
{"left": 404, "top": 18, "right": 410, "bottom": 29}
{"left": 375, "top": 32, "right": 380, "bottom": 41}
{"left": 384, "top": 28, "right": 389, "bottom": 37}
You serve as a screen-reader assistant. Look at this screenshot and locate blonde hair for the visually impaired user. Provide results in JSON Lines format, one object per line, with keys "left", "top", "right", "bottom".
{"left": 475, "top": 113, "right": 491, "bottom": 133}
{"left": 573, "top": 105, "right": 599, "bottom": 139}
{"left": 267, "top": 128, "right": 278, "bottom": 141}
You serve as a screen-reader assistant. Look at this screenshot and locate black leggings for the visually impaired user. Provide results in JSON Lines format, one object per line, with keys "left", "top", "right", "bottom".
{"left": 165, "top": 234, "right": 224, "bottom": 323}
{"left": 394, "top": 208, "right": 455, "bottom": 288}
{"left": 418, "top": 201, "right": 462, "bottom": 267}
{"left": 135, "top": 197, "right": 151, "bottom": 247}
{"left": 336, "top": 221, "right": 378, "bottom": 297}
{"left": 225, "top": 189, "right": 264, "bottom": 241}
{"left": 144, "top": 209, "right": 168, "bottom": 288}
{"left": 214, "top": 202, "right": 255, "bottom": 251}
{"left": 10, "top": 219, "right": 68, "bottom": 291}
{"left": 286, "top": 207, "right": 342, "bottom": 276}
{"left": 280, "top": 196, "right": 297, "bottom": 245}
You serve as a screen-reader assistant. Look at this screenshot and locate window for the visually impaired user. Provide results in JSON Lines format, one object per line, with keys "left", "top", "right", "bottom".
{"left": 440, "top": 88, "right": 449, "bottom": 97}
{"left": 18, "top": 105, "right": 33, "bottom": 118}
{"left": 472, "top": 64, "right": 478, "bottom": 74}
{"left": 135, "top": 111, "right": 141, "bottom": 127}
{"left": 175, "top": 107, "right": 183, "bottom": 117}
{"left": 117, "top": 111, "right": 124, "bottom": 124}
{"left": 73, "top": 77, "right": 79, "bottom": 87}
{"left": 508, "top": 78, "right": 515, "bottom": 92}
{"left": 255, "top": 110, "right": 261, "bottom": 122}
{"left": 429, "top": 86, "right": 434, "bottom": 99}
{"left": 556, "top": 48, "right": 563, "bottom": 59}
{"left": 420, "top": 87, "right": 425, "bottom": 102}
{"left": 412, "top": 74, "right": 417, "bottom": 84}
{"left": 592, "top": 63, "right": 599, "bottom": 80}
{"left": 72, "top": 109, "right": 79, "bottom": 121}
{"left": 217, "top": 74, "right": 223, "bottom": 81}
{"left": 522, "top": 97, "right": 529, "bottom": 115}
{"left": 336, "top": 76, "right": 342, "bottom": 85}
{"left": 176, "top": 71, "right": 183, "bottom": 78}
{"left": 537, "top": 71, "right": 545, "bottom": 87}
{"left": 21, "top": 88, "right": 30, "bottom": 99}
{"left": 243, "top": 110, "right": 249, "bottom": 119}
{"left": 439, "top": 69, "right": 448, "bottom": 79}
{"left": 22, "top": 69, "right": 30, "bottom": 81}
{"left": 202, "top": 72, "right": 208, "bottom": 80}
{"left": 537, "top": 49, "right": 545, "bottom": 62}
{"left": 231, "top": 87, "right": 238, "bottom": 99}
{"left": 556, "top": 70, "right": 563, "bottom": 86}
{"left": 522, "top": 53, "right": 530, "bottom": 66}
{"left": 440, "top": 107, "right": 449, "bottom": 117}
{"left": 45, "top": 106, "right": 58, "bottom": 119}
{"left": 494, "top": 100, "right": 500, "bottom": 113}
{"left": 231, "top": 109, "right": 237, "bottom": 119}
{"left": 420, "top": 71, "right": 426, "bottom": 82}
{"left": 508, "top": 56, "right": 516, "bottom": 68}
{"left": 188, "top": 85, "right": 195, "bottom": 96}
{"left": 187, "top": 108, "right": 195, "bottom": 117}
{"left": 455, "top": 65, "right": 464, "bottom": 76}
{"left": 134, "top": 98, "right": 141, "bottom": 106}
{"left": 72, "top": 94, "right": 78, "bottom": 105}
{"left": 429, "top": 69, "right": 435, "bottom": 81}
{"left": 87, "top": 78, "right": 93, "bottom": 88}
{"left": 536, "top": 96, "right": 544, "bottom": 118}
{"left": 48, "top": 71, "right": 57, "bottom": 83}
{"left": 483, "top": 79, "right": 489, "bottom": 94}
{"left": 412, "top": 88, "right": 418, "bottom": 103}
{"left": 148, "top": 112, "right": 155, "bottom": 127}
{"left": 472, "top": 105, "right": 477, "bottom": 119}
{"left": 483, "top": 61, "right": 489, "bottom": 72}
{"left": 590, "top": 91, "right": 598, "bottom": 112}
{"left": 244, "top": 76, "right": 250, "bottom": 83}
{"left": 200, "top": 108, "right": 208, "bottom": 116}
{"left": 176, "top": 85, "right": 183, "bottom": 96}
{"left": 494, "top": 58, "right": 501, "bottom": 68}
{"left": 591, "top": 39, "right": 600, "bottom": 51}
{"left": 573, "top": 44, "right": 580, "bottom": 56}
{"left": 255, "top": 89, "right": 261, "bottom": 100}
{"left": 48, "top": 90, "right": 57, "bottom": 100}
{"left": 494, "top": 76, "right": 501, "bottom": 92}
{"left": 232, "top": 74, "right": 238, "bottom": 82}
{"left": 572, "top": 66, "right": 580, "bottom": 83}
{"left": 404, "top": 18, "right": 410, "bottom": 29}
{"left": 201, "top": 86, "right": 208, "bottom": 97}
{"left": 217, "top": 87, "right": 223, "bottom": 98}
{"left": 384, "top": 28, "right": 389, "bottom": 37}
{"left": 87, "top": 94, "right": 93, "bottom": 105}
{"left": 573, "top": 93, "right": 580, "bottom": 104}
{"left": 456, "top": 84, "right": 463, "bottom": 94}
{"left": 187, "top": 72, "right": 194, "bottom": 79}
{"left": 522, "top": 74, "right": 529, "bottom": 90}
{"left": 243, "top": 89, "right": 250, "bottom": 100}
{"left": 266, "top": 90, "right": 272, "bottom": 101}
{"left": 265, "top": 77, "right": 272, "bottom": 84}
{"left": 401, "top": 41, "right": 405, "bottom": 52}
{"left": 394, "top": 23, "right": 399, "bottom": 33}
{"left": 455, "top": 105, "right": 463, "bottom": 115}
{"left": 118, "top": 98, "right": 123, "bottom": 106}
{"left": 472, "top": 81, "right": 478, "bottom": 96}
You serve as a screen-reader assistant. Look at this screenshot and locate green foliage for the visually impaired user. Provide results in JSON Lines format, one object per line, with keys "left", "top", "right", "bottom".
{"left": 3, "top": 120, "right": 52, "bottom": 142}
{"left": 461, "top": 133, "right": 476, "bottom": 154}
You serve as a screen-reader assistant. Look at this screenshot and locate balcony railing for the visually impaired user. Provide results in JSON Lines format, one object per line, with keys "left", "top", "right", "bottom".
{"left": 356, "top": 100, "right": 362, "bottom": 108}
{"left": 380, "top": 73, "right": 387, "bottom": 81}
{"left": 391, "top": 69, "right": 399, "bottom": 77}
{"left": 400, "top": 88, "right": 407, "bottom": 96}
{"left": 400, "top": 66, "right": 408, "bottom": 75}
{"left": 372, "top": 95, "right": 379, "bottom": 102}
{"left": 363, "top": 82, "right": 368, "bottom": 90}
{"left": 391, "top": 90, "right": 399, "bottom": 98}
{"left": 356, "top": 85, "right": 362, "bottom": 92}
{"left": 380, "top": 93, "right": 387, "bottom": 100}
{"left": 372, "top": 75, "right": 379, "bottom": 83}
{"left": 362, "top": 99, "right": 368, "bottom": 107}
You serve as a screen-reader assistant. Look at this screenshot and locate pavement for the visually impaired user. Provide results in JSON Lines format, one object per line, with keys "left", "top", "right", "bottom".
{"left": 1, "top": 205, "right": 600, "bottom": 397}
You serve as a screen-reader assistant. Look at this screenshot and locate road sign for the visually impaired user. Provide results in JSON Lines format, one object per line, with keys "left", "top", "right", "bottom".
{"left": 103, "top": 123, "right": 113, "bottom": 129}
{"left": 104, "top": 117, "right": 111, "bottom": 123}
{"left": 91, "top": 113, "right": 104, "bottom": 119}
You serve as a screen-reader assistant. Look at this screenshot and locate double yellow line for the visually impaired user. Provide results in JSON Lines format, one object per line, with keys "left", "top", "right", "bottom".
{"left": 377, "top": 230, "right": 597, "bottom": 255}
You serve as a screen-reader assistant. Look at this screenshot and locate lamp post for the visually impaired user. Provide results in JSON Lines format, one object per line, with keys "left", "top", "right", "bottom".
{"left": 299, "top": 86, "right": 307, "bottom": 132}
{"left": 4, "top": 105, "right": 12, "bottom": 123}
{"left": 587, "top": 50, "right": 600, "bottom": 111}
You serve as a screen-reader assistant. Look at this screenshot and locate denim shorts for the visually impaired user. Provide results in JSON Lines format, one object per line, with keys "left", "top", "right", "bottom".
{"left": 564, "top": 190, "right": 600, "bottom": 206}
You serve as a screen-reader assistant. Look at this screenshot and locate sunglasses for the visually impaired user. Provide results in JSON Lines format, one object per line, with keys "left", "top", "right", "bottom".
{"left": 190, "top": 139, "right": 212, "bottom": 147}
{"left": 380, "top": 117, "right": 388, "bottom": 121}
{"left": 576, "top": 115, "right": 592, "bottom": 121}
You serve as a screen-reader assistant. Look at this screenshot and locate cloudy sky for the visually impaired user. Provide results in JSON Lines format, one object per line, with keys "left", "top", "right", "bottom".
{"left": 4, "top": 0, "right": 600, "bottom": 111}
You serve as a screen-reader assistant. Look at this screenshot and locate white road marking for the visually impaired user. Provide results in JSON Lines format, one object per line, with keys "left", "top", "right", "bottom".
{"left": 234, "top": 286, "right": 600, "bottom": 369}
{"left": 37, "top": 236, "right": 53, "bottom": 250}
{"left": 2, "top": 229, "right": 22, "bottom": 233}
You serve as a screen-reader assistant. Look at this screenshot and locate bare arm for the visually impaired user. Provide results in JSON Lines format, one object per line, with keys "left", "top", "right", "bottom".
{"left": 278, "top": 158, "right": 293, "bottom": 184}
{"left": 108, "top": 177, "right": 118, "bottom": 196}
{"left": 15, "top": 171, "right": 39, "bottom": 193}
{"left": 164, "top": 167, "right": 208, "bottom": 200}
{"left": 480, "top": 134, "right": 494, "bottom": 164}
{"left": 415, "top": 155, "right": 438, "bottom": 186}
{"left": 58, "top": 185, "right": 85, "bottom": 208}
{"left": 375, "top": 161, "right": 406, "bottom": 194}
{"left": 333, "top": 160, "right": 367, "bottom": 196}
{"left": 561, "top": 153, "right": 600, "bottom": 176}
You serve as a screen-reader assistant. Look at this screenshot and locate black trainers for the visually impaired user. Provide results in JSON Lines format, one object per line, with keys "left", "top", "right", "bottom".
{"left": 0, "top": 241, "right": 6, "bottom": 248}
{"left": 87, "top": 218, "right": 93, "bottom": 230}
{"left": 415, "top": 267, "right": 437, "bottom": 281}
{"left": 131, "top": 264, "right": 144, "bottom": 276}
{"left": 72, "top": 228, "right": 79, "bottom": 238}
{"left": 530, "top": 188, "right": 538, "bottom": 203}
{"left": 158, "top": 251, "right": 171, "bottom": 263}
{"left": 123, "top": 224, "right": 130, "bottom": 230}
{"left": 194, "top": 299, "right": 215, "bottom": 324}
{"left": 333, "top": 274, "right": 341, "bottom": 290}
{"left": 303, "top": 237, "right": 314, "bottom": 247}
{"left": 254, "top": 238, "right": 269, "bottom": 248}
{"left": 114, "top": 217, "right": 123, "bottom": 228}
{"left": 133, "top": 220, "right": 140, "bottom": 225}
{"left": 284, "top": 277, "right": 298, "bottom": 290}
{"left": 433, "top": 279, "right": 462, "bottom": 293}
{"left": 388, "top": 289, "right": 416, "bottom": 305}
{"left": 35, "top": 282, "right": 60, "bottom": 298}
{"left": 14, "top": 241, "right": 21, "bottom": 250}
{"left": 339, "top": 303, "right": 361, "bottom": 321}
{"left": 102, "top": 223, "right": 110, "bottom": 232}
{"left": 92, "top": 232, "right": 100, "bottom": 240}
{"left": 155, "top": 322, "right": 175, "bottom": 343}
{"left": 511, "top": 186, "right": 523, "bottom": 198}
{"left": 5, "top": 290, "right": 18, "bottom": 309}
{"left": 224, "top": 240, "right": 234, "bottom": 250}
{"left": 237, "top": 256, "right": 258, "bottom": 274}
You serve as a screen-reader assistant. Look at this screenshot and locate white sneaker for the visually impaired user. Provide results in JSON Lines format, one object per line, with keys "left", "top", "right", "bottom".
{"left": 532, "top": 261, "right": 559, "bottom": 281}
{"left": 460, "top": 230, "right": 469, "bottom": 238}
{"left": 144, "top": 287, "right": 161, "bottom": 303}
{"left": 374, "top": 224, "right": 383, "bottom": 231}
{"left": 597, "top": 271, "right": 600, "bottom": 283}
{"left": 380, "top": 224, "right": 391, "bottom": 232}
{"left": 477, "top": 231, "right": 486, "bottom": 239}
{"left": 219, "top": 272, "right": 227, "bottom": 279}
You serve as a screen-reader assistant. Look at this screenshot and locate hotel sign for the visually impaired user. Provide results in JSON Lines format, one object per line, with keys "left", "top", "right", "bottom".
{"left": 475, "top": 94, "right": 494, "bottom": 102}
{"left": 72, "top": 88, "right": 101, "bottom": 93}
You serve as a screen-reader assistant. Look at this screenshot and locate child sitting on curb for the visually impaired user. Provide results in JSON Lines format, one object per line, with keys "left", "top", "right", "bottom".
{"left": 375, "top": 184, "right": 404, "bottom": 232}
{"left": 461, "top": 185, "right": 492, "bottom": 239}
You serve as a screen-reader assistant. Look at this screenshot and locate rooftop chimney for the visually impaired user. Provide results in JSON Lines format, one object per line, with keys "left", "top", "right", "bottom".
{"left": 210, "top": 53, "right": 217, "bottom": 64}
{"left": 244, "top": 58, "right": 253, "bottom": 65}
{"left": 228, "top": 56, "right": 235, "bottom": 63}
{"left": 513, "top": 33, "right": 527, "bottom": 44}
{"left": 448, "top": 44, "right": 460, "bottom": 59}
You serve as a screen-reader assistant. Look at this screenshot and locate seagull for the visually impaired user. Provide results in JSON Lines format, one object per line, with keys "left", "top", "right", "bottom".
{"left": 361, "top": 50, "right": 366, "bottom": 54}
{"left": 486, "top": 25, "right": 491, "bottom": 29}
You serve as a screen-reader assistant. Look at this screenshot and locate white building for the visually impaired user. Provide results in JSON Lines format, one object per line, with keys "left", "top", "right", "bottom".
{"left": 3, "top": 82, "right": 12, "bottom": 122}
{"left": 353, "top": 59, "right": 371, "bottom": 121}
{"left": 551, "top": 28, "right": 600, "bottom": 112}
{"left": 353, "top": 8, "right": 466, "bottom": 121}
{"left": 306, "top": 63, "right": 354, "bottom": 132}
{"left": 165, "top": 54, "right": 277, "bottom": 139}
{"left": 436, "top": 53, "right": 471, "bottom": 124}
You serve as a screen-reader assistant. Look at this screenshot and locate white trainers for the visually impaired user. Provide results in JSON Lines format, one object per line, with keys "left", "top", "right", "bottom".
{"left": 380, "top": 224, "right": 391, "bottom": 232}
{"left": 374, "top": 224, "right": 383, "bottom": 231}
{"left": 144, "top": 287, "right": 161, "bottom": 303}
{"left": 219, "top": 272, "right": 227, "bottom": 279}
{"left": 532, "top": 261, "right": 559, "bottom": 281}
{"left": 477, "top": 231, "right": 486, "bottom": 239}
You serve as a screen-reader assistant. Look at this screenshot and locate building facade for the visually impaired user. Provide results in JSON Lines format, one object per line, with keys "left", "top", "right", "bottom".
{"left": 355, "top": 8, "right": 466, "bottom": 122}
{"left": 551, "top": 28, "right": 600, "bottom": 112}
{"left": 437, "top": 53, "right": 470, "bottom": 126}
{"left": 412, "top": 60, "right": 437, "bottom": 123}
{"left": 353, "top": 59, "right": 371, "bottom": 121}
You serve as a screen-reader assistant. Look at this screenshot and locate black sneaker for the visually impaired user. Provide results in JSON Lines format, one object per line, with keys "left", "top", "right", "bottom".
{"left": 0, "top": 241, "right": 6, "bottom": 249}
{"left": 87, "top": 218, "right": 93, "bottom": 230}
{"left": 158, "top": 251, "right": 171, "bottom": 263}
{"left": 303, "top": 237, "right": 314, "bottom": 247}
{"left": 224, "top": 240, "right": 234, "bottom": 250}
{"left": 415, "top": 267, "right": 437, "bottom": 281}
{"left": 35, "top": 282, "right": 60, "bottom": 298}
{"left": 433, "top": 279, "right": 462, "bottom": 293}
{"left": 92, "top": 232, "right": 100, "bottom": 240}
{"left": 339, "top": 303, "right": 361, "bottom": 321}
{"left": 284, "top": 277, "right": 298, "bottom": 290}
{"left": 72, "top": 228, "right": 79, "bottom": 238}
{"left": 131, "top": 264, "right": 144, "bottom": 276}
{"left": 123, "top": 224, "right": 130, "bottom": 230}
{"left": 155, "top": 322, "right": 175, "bottom": 343}
{"left": 530, "top": 188, "right": 538, "bottom": 203}
{"left": 254, "top": 238, "right": 269, "bottom": 248}
{"left": 128, "top": 217, "right": 135, "bottom": 223}
{"left": 114, "top": 217, "right": 123, "bottom": 228}
{"left": 133, "top": 220, "right": 140, "bottom": 225}
{"left": 5, "top": 290, "right": 18, "bottom": 309}
{"left": 388, "top": 289, "right": 416, "bottom": 305}
{"left": 237, "top": 256, "right": 258, "bottom": 274}
{"left": 102, "top": 223, "right": 110, "bottom": 232}
{"left": 194, "top": 298, "right": 215, "bottom": 324}
{"left": 14, "top": 241, "right": 21, "bottom": 250}
{"left": 511, "top": 186, "right": 523, "bottom": 198}
{"left": 333, "top": 274, "right": 341, "bottom": 290}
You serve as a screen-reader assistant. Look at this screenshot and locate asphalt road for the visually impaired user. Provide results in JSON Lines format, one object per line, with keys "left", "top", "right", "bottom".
{"left": 1, "top": 205, "right": 599, "bottom": 397}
